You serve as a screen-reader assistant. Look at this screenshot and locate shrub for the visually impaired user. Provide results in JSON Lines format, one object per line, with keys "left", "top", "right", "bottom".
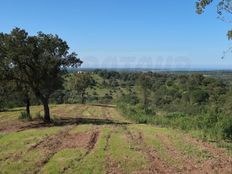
{"left": 117, "top": 102, "right": 232, "bottom": 141}
{"left": 18, "top": 112, "right": 32, "bottom": 121}
{"left": 117, "top": 102, "right": 155, "bottom": 124}
{"left": 216, "top": 116, "right": 232, "bottom": 140}
{"left": 191, "top": 89, "right": 209, "bottom": 104}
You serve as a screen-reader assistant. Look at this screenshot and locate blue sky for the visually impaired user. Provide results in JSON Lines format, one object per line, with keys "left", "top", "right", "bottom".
{"left": 1, "top": 0, "right": 232, "bottom": 69}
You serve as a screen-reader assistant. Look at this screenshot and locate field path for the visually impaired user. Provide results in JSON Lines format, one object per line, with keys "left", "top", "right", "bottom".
{"left": 0, "top": 104, "right": 231, "bottom": 174}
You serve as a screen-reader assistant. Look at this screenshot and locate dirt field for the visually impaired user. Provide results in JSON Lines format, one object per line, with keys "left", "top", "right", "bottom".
{"left": 0, "top": 104, "right": 231, "bottom": 174}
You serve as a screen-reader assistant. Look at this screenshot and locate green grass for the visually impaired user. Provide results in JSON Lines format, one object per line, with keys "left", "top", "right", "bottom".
{"left": 130, "top": 124, "right": 214, "bottom": 169}
{"left": 0, "top": 104, "right": 231, "bottom": 173}
{"left": 132, "top": 125, "right": 180, "bottom": 166}
{"left": 0, "top": 106, "right": 43, "bottom": 122}
{"left": 108, "top": 127, "right": 148, "bottom": 173}
{"left": 0, "top": 127, "right": 62, "bottom": 174}
{"left": 40, "top": 149, "right": 87, "bottom": 174}
{"left": 167, "top": 132, "right": 212, "bottom": 161}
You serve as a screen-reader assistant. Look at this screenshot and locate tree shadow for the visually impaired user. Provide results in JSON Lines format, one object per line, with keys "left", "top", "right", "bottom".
{"left": 54, "top": 117, "right": 130, "bottom": 126}
{"left": 0, "top": 108, "right": 25, "bottom": 113}
{"left": 18, "top": 117, "right": 130, "bottom": 131}
{"left": 88, "top": 104, "right": 116, "bottom": 108}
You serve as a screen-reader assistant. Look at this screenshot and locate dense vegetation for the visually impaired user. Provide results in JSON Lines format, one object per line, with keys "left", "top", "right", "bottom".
{"left": 116, "top": 72, "right": 232, "bottom": 142}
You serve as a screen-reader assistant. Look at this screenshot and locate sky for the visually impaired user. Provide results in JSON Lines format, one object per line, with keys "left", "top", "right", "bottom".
{"left": 1, "top": 0, "right": 232, "bottom": 69}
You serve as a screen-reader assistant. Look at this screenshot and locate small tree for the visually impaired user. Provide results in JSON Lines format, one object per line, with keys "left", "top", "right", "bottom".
{"left": 0, "top": 28, "right": 82, "bottom": 122}
{"left": 69, "top": 73, "right": 93, "bottom": 104}
{"left": 137, "top": 73, "right": 152, "bottom": 113}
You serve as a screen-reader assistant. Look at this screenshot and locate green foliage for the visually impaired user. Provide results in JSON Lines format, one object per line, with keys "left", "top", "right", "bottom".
{"left": 117, "top": 102, "right": 155, "bottom": 124}
{"left": 119, "top": 102, "right": 232, "bottom": 141}
{"left": 216, "top": 116, "right": 232, "bottom": 140}
{"left": 50, "top": 90, "right": 66, "bottom": 104}
{"left": 191, "top": 89, "right": 209, "bottom": 104}
{"left": 0, "top": 88, "right": 6, "bottom": 111}
{"left": 117, "top": 72, "right": 227, "bottom": 115}
{"left": 196, "top": 0, "right": 213, "bottom": 14}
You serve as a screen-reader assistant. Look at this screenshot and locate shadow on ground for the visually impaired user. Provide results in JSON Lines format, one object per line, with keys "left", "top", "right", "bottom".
{"left": 54, "top": 117, "right": 130, "bottom": 126}
{"left": 1, "top": 108, "right": 25, "bottom": 113}
{"left": 17, "top": 117, "right": 130, "bottom": 132}
{"left": 88, "top": 104, "right": 116, "bottom": 108}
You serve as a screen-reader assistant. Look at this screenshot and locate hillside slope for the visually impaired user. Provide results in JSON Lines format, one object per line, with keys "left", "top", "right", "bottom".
{"left": 0, "top": 104, "right": 231, "bottom": 174}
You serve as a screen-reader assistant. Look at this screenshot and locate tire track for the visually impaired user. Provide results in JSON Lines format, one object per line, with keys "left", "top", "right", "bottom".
{"left": 103, "top": 129, "right": 123, "bottom": 174}
{"left": 104, "top": 130, "right": 113, "bottom": 151}
{"left": 28, "top": 126, "right": 100, "bottom": 174}
{"left": 61, "top": 130, "right": 100, "bottom": 173}
{"left": 181, "top": 135, "right": 232, "bottom": 174}
{"left": 30, "top": 127, "right": 75, "bottom": 174}
{"left": 122, "top": 125, "right": 178, "bottom": 174}
{"left": 154, "top": 133, "right": 198, "bottom": 173}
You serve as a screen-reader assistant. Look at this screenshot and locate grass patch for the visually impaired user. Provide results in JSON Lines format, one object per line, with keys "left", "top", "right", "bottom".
{"left": 40, "top": 148, "right": 86, "bottom": 174}
{"left": 133, "top": 125, "right": 179, "bottom": 166}
{"left": 168, "top": 133, "right": 212, "bottom": 161}
{"left": 108, "top": 126, "right": 148, "bottom": 173}
{"left": 0, "top": 127, "right": 62, "bottom": 174}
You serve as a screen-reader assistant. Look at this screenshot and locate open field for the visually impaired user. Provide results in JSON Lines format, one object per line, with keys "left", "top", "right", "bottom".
{"left": 0, "top": 104, "right": 231, "bottom": 174}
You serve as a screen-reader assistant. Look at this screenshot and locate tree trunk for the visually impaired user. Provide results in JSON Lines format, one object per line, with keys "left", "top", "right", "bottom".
{"left": 26, "top": 97, "right": 30, "bottom": 116}
{"left": 81, "top": 92, "right": 85, "bottom": 104}
{"left": 42, "top": 98, "right": 51, "bottom": 123}
{"left": 143, "top": 89, "right": 148, "bottom": 113}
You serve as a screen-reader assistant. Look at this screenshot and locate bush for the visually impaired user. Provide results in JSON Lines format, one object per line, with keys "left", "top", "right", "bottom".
{"left": 117, "top": 102, "right": 155, "bottom": 124}
{"left": 191, "top": 89, "right": 209, "bottom": 104}
{"left": 216, "top": 116, "right": 232, "bottom": 140}
{"left": 18, "top": 112, "right": 32, "bottom": 121}
{"left": 117, "top": 102, "right": 232, "bottom": 141}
